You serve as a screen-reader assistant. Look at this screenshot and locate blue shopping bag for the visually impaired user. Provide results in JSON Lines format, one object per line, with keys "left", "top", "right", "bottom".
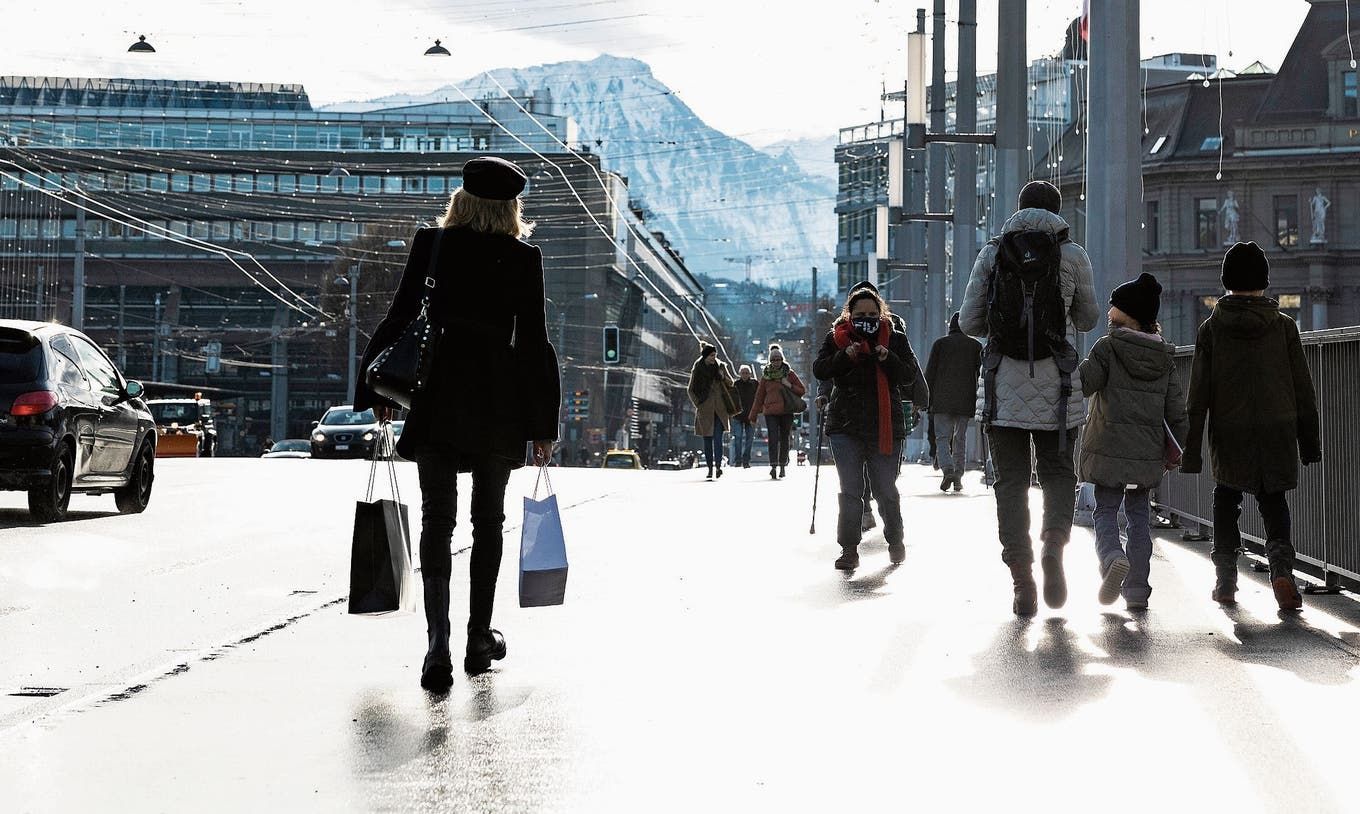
{"left": 520, "top": 467, "right": 568, "bottom": 607}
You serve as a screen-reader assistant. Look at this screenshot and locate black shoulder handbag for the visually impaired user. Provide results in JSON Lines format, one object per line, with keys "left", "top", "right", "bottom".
{"left": 364, "top": 229, "right": 445, "bottom": 409}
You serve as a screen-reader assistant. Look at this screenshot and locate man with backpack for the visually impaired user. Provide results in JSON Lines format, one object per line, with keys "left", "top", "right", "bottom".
{"left": 959, "top": 181, "right": 1100, "bottom": 616}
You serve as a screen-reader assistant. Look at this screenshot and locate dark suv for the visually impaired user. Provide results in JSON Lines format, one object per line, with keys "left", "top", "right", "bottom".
{"left": 310, "top": 405, "right": 382, "bottom": 459}
{"left": 0, "top": 320, "right": 157, "bottom": 521}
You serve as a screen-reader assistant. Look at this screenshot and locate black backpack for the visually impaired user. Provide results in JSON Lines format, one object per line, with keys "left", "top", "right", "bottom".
{"left": 981, "top": 228, "right": 1079, "bottom": 446}
{"left": 985, "top": 229, "right": 1068, "bottom": 371}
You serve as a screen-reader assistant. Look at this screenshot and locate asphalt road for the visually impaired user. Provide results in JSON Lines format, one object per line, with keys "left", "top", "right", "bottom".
{"left": 2, "top": 460, "right": 1358, "bottom": 812}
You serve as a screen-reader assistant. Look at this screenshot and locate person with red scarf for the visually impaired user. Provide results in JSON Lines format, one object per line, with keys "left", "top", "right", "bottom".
{"left": 813, "top": 288, "right": 927, "bottom": 570}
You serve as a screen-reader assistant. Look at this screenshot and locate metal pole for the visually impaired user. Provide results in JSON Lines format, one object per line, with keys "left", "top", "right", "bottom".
{"left": 907, "top": 9, "right": 929, "bottom": 370}
{"left": 271, "top": 303, "right": 289, "bottom": 441}
{"left": 992, "top": 0, "right": 1027, "bottom": 235}
{"left": 953, "top": 0, "right": 979, "bottom": 313}
{"left": 152, "top": 292, "right": 162, "bottom": 382}
{"left": 35, "top": 265, "right": 45, "bottom": 321}
{"left": 116, "top": 284, "right": 126, "bottom": 370}
{"left": 347, "top": 262, "right": 358, "bottom": 404}
{"left": 927, "top": 0, "right": 948, "bottom": 343}
{"left": 73, "top": 205, "right": 85, "bottom": 329}
{"left": 1088, "top": 0, "right": 1141, "bottom": 310}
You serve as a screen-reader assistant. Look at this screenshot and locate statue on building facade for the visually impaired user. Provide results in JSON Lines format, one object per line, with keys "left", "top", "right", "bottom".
{"left": 1310, "top": 188, "right": 1330, "bottom": 244}
{"left": 1220, "top": 190, "right": 1241, "bottom": 245}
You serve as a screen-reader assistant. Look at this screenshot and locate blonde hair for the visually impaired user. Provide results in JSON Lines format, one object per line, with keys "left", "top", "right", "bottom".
{"left": 438, "top": 187, "right": 535, "bottom": 238}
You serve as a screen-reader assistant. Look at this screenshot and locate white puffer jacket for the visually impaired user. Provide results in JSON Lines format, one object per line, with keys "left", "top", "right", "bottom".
{"left": 959, "top": 208, "right": 1100, "bottom": 431}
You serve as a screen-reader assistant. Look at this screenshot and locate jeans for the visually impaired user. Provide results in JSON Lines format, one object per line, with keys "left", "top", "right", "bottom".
{"left": 830, "top": 433, "right": 903, "bottom": 549}
{"left": 986, "top": 426, "right": 1078, "bottom": 567}
{"left": 416, "top": 451, "right": 513, "bottom": 631}
{"left": 730, "top": 419, "right": 755, "bottom": 466}
{"left": 765, "top": 413, "right": 793, "bottom": 467}
{"left": 1093, "top": 485, "right": 1153, "bottom": 603}
{"left": 1212, "top": 486, "right": 1294, "bottom": 579}
{"left": 702, "top": 429, "right": 725, "bottom": 470}
{"left": 933, "top": 414, "right": 970, "bottom": 476}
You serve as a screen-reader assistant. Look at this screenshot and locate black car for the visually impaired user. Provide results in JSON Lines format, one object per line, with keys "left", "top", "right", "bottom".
{"left": 310, "top": 405, "right": 382, "bottom": 459}
{"left": 0, "top": 320, "right": 157, "bottom": 521}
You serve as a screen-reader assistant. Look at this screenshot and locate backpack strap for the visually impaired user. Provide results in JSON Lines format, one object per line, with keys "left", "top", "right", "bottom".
{"left": 1052, "top": 342, "right": 1078, "bottom": 450}
{"left": 981, "top": 344, "right": 1003, "bottom": 425}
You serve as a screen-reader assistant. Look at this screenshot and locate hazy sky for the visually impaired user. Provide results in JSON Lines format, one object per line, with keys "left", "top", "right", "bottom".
{"left": 5, "top": 0, "right": 1311, "bottom": 146}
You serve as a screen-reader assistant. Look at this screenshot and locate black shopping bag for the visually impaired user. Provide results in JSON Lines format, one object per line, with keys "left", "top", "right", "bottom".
{"left": 348, "top": 428, "right": 416, "bottom": 615}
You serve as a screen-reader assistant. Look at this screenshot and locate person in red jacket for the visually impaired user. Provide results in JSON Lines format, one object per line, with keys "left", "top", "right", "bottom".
{"left": 748, "top": 344, "right": 807, "bottom": 480}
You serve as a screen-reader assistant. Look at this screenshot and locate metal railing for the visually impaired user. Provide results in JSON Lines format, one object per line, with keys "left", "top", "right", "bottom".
{"left": 1154, "top": 326, "right": 1360, "bottom": 591}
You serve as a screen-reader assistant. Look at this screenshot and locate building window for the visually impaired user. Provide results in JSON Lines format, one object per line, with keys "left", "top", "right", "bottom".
{"left": 213, "top": 174, "right": 232, "bottom": 193}
{"left": 1274, "top": 195, "right": 1298, "bottom": 247}
{"left": 298, "top": 174, "right": 319, "bottom": 193}
{"left": 383, "top": 176, "right": 402, "bottom": 194}
{"left": 342, "top": 175, "right": 360, "bottom": 194}
{"left": 170, "top": 220, "right": 188, "bottom": 237}
{"left": 428, "top": 176, "right": 446, "bottom": 194}
{"left": 277, "top": 174, "right": 297, "bottom": 193}
{"left": 362, "top": 175, "right": 381, "bottom": 193}
{"left": 171, "top": 173, "right": 189, "bottom": 192}
{"left": 149, "top": 173, "right": 169, "bottom": 192}
{"left": 320, "top": 175, "right": 338, "bottom": 194}
{"left": 1195, "top": 197, "right": 1218, "bottom": 249}
{"left": 256, "top": 174, "right": 275, "bottom": 192}
{"left": 233, "top": 221, "right": 249, "bottom": 241}
{"left": 1345, "top": 70, "right": 1357, "bottom": 117}
{"left": 1, "top": 219, "right": 17, "bottom": 238}
{"left": 192, "top": 173, "right": 210, "bottom": 192}
{"left": 191, "top": 221, "right": 209, "bottom": 239}
{"left": 275, "top": 221, "right": 294, "bottom": 241}
{"left": 234, "top": 174, "right": 254, "bottom": 193}
{"left": 296, "top": 221, "right": 316, "bottom": 242}
{"left": 318, "top": 221, "right": 338, "bottom": 242}
{"left": 253, "top": 221, "right": 273, "bottom": 241}
{"left": 340, "top": 222, "right": 359, "bottom": 242}
{"left": 212, "top": 221, "right": 230, "bottom": 241}
{"left": 1145, "top": 200, "right": 1160, "bottom": 253}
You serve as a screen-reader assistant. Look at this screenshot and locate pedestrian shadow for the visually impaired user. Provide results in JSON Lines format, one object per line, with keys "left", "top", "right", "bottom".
{"left": 1212, "top": 606, "right": 1358, "bottom": 687}
{"left": 949, "top": 617, "right": 1114, "bottom": 720}
{"left": 0, "top": 509, "right": 118, "bottom": 529}
{"left": 838, "top": 563, "right": 900, "bottom": 602}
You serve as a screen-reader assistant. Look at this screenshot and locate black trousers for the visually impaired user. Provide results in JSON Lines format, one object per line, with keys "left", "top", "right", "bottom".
{"left": 416, "top": 450, "right": 513, "bottom": 631}
{"left": 1212, "top": 486, "right": 1294, "bottom": 579}
{"left": 986, "top": 426, "right": 1077, "bottom": 567}
{"left": 765, "top": 413, "right": 793, "bottom": 466}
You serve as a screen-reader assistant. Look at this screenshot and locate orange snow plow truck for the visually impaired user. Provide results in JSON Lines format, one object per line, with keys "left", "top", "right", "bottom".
{"left": 146, "top": 394, "right": 218, "bottom": 458}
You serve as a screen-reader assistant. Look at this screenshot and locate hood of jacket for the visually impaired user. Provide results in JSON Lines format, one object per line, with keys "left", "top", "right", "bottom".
{"left": 948, "top": 312, "right": 962, "bottom": 334}
{"left": 1106, "top": 327, "right": 1176, "bottom": 381}
{"left": 1001, "top": 207, "right": 1072, "bottom": 238}
{"left": 1211, "top": 295, "right": 1280, "bottom": 340}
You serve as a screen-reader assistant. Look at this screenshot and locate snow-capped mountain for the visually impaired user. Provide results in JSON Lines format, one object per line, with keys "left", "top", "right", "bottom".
{"left": 323, "top": 55, "right": 834, "bottom": 286}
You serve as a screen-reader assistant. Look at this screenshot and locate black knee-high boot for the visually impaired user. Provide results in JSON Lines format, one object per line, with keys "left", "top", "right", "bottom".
{"left": 421, "top": 575, "right": 453, "bottom": 690}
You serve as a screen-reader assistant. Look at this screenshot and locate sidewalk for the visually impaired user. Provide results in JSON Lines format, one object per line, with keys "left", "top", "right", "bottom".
{"left": 4, "top": 465, "right": 1359, "bottom": 813}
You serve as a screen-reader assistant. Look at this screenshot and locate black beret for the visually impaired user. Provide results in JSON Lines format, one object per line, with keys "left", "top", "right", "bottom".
{"left": 1221, "top": 241, "right": 1269, "bottom": 292}
{"left": 461, "top": 156, "right": 527, "bottom": 200}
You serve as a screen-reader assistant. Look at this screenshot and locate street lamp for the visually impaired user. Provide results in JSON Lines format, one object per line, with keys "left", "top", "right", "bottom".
{"left": 423, "top": 39, "right": 451, "bottom": 56}
{"left": 128, "top": 35, "right": 156, "bottom": 53}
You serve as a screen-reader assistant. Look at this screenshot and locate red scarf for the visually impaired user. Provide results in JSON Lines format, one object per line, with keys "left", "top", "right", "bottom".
{"left": 833, "top": 318, "right": 894, "bottom": 454}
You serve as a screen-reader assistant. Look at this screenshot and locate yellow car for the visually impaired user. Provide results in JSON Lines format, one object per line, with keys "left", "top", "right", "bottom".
{"left": 601, "top": 450, "right": 643, "bottom": 470}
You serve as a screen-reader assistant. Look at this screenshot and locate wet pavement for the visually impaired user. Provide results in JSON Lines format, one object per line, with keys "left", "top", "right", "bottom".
{"left": 2, "top": 461, "right": 1359, "bottom": 812}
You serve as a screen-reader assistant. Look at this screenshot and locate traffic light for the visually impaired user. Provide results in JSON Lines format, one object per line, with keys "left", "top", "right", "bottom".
{"left": 602, "top": 325, "right": 620, "bottom": 364}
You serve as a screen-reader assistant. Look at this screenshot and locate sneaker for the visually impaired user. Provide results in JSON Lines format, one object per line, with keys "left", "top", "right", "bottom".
{"left": 834, "top": 547, "right": 860, "bottom": 571}
{"left": 887, "top": 541, "right": 906, "bottom": 564}
{"left": 1098, "top": 557, "right": 1130, "bottom": 605}
{"left": 1272, "top": 576, "right": 1303, "bottom": 611}
{"left": 861, "top": 510, "right": 877, "bottom": 532}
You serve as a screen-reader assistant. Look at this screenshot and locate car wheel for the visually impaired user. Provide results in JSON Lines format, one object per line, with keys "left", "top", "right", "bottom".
{"left": 29, "top": 447, "right": 74, "bottom": 522}
{"left": 114, "top": 443, "right": 155, "bottom": 514}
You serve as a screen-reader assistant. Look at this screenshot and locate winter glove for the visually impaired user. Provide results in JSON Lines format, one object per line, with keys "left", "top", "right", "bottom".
{"left": 1301, "top": 443, "right": 1322, "bottom": 466}
{"left": 1180, "top": 453, "right": 1202, "bottom": 475}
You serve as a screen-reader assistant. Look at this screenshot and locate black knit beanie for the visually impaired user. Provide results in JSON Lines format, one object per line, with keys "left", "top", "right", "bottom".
{"left": 1109, "top": 272, "right": 1162, "bottom": 328}
{"left": 1018, "top": 180, "right": 1062, "bottom": 214}
{"left": 1221, "top": 241, "right": 1269, "bottom": 291}
{"left": 699, "top": 342, "right": 717, "bottom": 359}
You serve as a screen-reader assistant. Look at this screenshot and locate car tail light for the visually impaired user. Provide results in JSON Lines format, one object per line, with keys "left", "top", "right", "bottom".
{"left": 10, "top": 390, "right": 59, "bottom": 416}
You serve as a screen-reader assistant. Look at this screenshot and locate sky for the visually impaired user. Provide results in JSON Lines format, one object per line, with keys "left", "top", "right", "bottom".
{"left": 4, "top": 0, "right": 1312, "bottom": 147}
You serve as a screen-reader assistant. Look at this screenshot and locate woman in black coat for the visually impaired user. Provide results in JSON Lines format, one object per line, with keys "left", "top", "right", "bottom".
{"left": 812, "top": 288, "right": 924, "bottom": 572}
{"left": 354, "top": 156, "right": 560, "bottom": 691}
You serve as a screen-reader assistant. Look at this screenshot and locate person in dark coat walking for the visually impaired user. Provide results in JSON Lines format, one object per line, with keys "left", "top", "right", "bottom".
{"left": 730, "top": 364, "right": 759, "bottom": 468}
{"left": 813, "top": 288, "right": 927, "bottom": 571}
{"left": 686, "top": 343, "right": 736, "bottom": 480}
{"left": 1182, "top": 242, "right": 1321, "bottom": 610}
{"left": 925, "top": 312, "right": 982, "bottom": 492}
{"left": 354, "top": 156, "right": 560, "bottom": 691}
{"left": 1078, "top": 273, "right": 1188, "bottom": 611}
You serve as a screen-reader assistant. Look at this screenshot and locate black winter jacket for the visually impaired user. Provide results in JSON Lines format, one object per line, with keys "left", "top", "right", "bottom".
{"left": 354, "top": 226, "right": 561, "bottom": 467}
{"left": 924, "top": 313, "right": 983, "bottom": 416}
{"left": 732, "top": 377, "right": 759, "bottom": 423}
{"left": 812, "top": 327, "right": 926, "bottom": 445}
{"left": 1182, "top": 295, "right": 1320, "bottom": 494}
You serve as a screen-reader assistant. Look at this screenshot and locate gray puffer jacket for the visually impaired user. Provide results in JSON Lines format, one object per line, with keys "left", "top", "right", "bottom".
{"left": 959, "top": 208, "right": 1100, "bottom": 430}
{"left": 1077, "top": 328, "right": 1189, "bottom": 489}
